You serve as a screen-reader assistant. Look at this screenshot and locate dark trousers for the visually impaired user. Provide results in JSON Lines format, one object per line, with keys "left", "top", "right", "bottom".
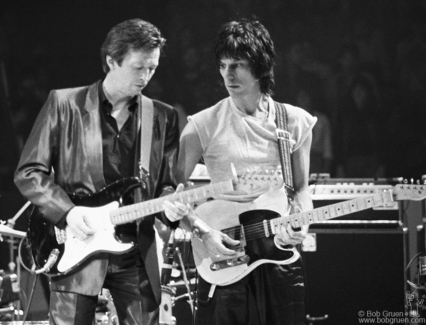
{"left": 49, "top": 248, "right": 158, "bottom": 325}
{"left": 195, "top": 259, "right": 305, "bottom": 325}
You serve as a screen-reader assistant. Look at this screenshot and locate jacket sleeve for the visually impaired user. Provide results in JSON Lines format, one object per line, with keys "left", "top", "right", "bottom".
{"left": 14, "top": 90, "right": 75, "bottom": 225}
{"left": 155, "top": 106, "right": 180, "bottom": 229}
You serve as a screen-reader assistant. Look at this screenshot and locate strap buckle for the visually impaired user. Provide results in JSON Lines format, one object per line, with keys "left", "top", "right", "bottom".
{"left": 276, "top": 128, "right": 291, "bottom": 141}
{"left": 139, "top": 163, "right": 150, "bottom": 189}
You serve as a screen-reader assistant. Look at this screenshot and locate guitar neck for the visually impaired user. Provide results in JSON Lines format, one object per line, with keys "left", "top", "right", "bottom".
{"left": 110, "top": 180, "right": 233, "bottom": 225}
{"left": 275, "top": 190, "right": 394, "bottom": 229}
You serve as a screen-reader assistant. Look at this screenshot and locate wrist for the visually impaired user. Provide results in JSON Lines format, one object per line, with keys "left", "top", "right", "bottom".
{"left": 191, "top": 220, "right": 210, "bottom": 241}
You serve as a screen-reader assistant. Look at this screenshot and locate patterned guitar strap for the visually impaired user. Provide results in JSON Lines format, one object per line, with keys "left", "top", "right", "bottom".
{"left": 134, "top": 95, "right": 154, "bottom": 217}
{"left": 139, "top": 95, "right": 154, "bottom": 182}
{"left": 275, "top": 102, "right": 294, "bottom": 195}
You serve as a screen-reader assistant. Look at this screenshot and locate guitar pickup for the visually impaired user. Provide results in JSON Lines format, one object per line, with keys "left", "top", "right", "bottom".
{"left": 210, "top": 255, "right": 250, "bottom": 271}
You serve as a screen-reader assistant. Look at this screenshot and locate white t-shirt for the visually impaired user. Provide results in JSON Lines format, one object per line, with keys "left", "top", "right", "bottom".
{"left": 189, "top": 96, "right": 317, "bottom": 201}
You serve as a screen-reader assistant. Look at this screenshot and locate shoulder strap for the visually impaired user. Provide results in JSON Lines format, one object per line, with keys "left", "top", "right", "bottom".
{"left": 139, "top": 95, "right": 154, "bottom": 179}
{"left": 275, "top": 102, "right": 294, "bottom": 191}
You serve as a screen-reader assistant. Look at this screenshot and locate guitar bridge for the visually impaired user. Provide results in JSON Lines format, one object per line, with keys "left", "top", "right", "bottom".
{"left": 210, "top": 255, "right": 250, "bottom": 271}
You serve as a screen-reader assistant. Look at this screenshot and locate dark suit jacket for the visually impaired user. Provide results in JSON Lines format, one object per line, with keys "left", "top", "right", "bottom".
{"left": 14, "top": 80, "right": 179, "bottom": 303}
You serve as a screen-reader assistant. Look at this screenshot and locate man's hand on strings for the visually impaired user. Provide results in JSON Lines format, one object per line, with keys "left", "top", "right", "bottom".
{"left": 275, "top": 224, "right": 308, "bottom": 246}
{"left": 66, "top": 207, "right": 96, "bottom": 240}
{"left": 201, "top": 228, "right": 241, "bottom": 257}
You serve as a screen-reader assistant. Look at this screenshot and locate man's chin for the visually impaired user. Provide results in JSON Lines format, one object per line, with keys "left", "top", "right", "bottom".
{"left": 132, "top": 88, "right": 144, "bottom": 95}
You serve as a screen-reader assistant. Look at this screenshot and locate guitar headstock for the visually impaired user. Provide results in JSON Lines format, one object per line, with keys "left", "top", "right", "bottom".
{"left": 233, "top": 167, "right": 284, "bottom": 194}
{"left": 393, "top": 183, "right": 426, "bottom": 201}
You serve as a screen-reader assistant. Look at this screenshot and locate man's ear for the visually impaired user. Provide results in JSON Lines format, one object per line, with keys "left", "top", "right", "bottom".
{"left": 106, "top": 55, "right": 115, "bottom": 70}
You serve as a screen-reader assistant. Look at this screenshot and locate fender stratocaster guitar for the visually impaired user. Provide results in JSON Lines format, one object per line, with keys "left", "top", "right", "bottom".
{"left": 29, "top": 169, "right": 282, "bottom": 276}
{"left": 191, "top": 184, "right": 426, "bottom": 286}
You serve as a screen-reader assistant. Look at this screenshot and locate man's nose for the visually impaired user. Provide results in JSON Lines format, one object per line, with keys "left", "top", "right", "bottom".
{"left": 223, "top": 67, "right": 234, "bottom": 79}
{"left": 140, "top": 70, "right": 152, "bottom": 82}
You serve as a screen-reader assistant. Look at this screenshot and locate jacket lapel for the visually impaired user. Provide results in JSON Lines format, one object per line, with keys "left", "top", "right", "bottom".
{"left": 83, "top": 81, "right": 105, "bottom": 191}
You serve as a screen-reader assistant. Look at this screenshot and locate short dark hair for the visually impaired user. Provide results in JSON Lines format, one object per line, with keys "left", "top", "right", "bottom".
{"left": 100, "top": 18, "right": 166, "bottom": 73}
{"left": 214, "top": 19, "right": 276, "bottom": 95}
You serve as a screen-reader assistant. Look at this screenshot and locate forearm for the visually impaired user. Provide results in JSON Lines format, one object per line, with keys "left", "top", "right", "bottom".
{"left": 293, "top": 187, "right": 313, "bottom": 212}
{"left": 181, "top": 209, "right": 211, "bottom": 237}
{"left": 292, "top": 188, "right": 312, "bottom": 233}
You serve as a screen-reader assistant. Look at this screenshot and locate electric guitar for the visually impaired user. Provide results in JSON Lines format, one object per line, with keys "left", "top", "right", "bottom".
{"left": 28, "top": 169, "right": 283, "bottom": 276}
{"left": 191, "top": 183, "right": 426, "bottom": 286}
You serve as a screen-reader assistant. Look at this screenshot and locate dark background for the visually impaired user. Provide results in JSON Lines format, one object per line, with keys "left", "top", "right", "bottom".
{"left": 0, "top": 0, "right": 425, "bottom": 318}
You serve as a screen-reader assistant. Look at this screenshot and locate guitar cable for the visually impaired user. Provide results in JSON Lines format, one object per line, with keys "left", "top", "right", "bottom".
{"left": 176, "top": 230, "right": 197, "bottom": 325}
{"left": 17, "top": 236, "right": 38, "bottom": 324}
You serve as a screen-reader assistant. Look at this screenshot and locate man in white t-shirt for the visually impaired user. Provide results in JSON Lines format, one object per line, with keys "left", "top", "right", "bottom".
{"left": 175, "top": 19, "right": 316, "bottom": 325}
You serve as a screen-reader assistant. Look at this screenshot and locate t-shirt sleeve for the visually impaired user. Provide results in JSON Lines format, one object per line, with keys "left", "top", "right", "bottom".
{"left": 187, "top": 107, "right": 217, "bottom": 152}
{"left": 286, "top": 104, "right": 317, "bottom": 152}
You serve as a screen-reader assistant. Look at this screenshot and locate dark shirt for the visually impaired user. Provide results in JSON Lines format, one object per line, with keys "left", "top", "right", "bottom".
{"left": 98, "top": 82, "right": 139, "bottom": 185}
{"left": 99, "top": 82, "right": 139, "bottom": 239}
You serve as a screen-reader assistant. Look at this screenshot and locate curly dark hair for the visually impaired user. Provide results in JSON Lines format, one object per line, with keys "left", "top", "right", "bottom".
{"left": 100, "top": 18, "right": 166, "bottom": 73}
{"left": 214, "top": 19, "right": 276, "bottom": 95}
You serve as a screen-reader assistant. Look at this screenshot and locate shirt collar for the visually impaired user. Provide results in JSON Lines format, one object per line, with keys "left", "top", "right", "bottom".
{"left": 98, "top": 81, "right": 138, "bottom": 114}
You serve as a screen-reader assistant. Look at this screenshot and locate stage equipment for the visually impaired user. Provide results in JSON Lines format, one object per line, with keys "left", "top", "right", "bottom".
{"left": 304, "top": 178, "right": 407, "bottom": 325}
{"left": 0, "top": 226, "right": 26, "bottom": 239}
{"left": 159, "top": 286, "right": 176, "bottom": 325}
{"left": 0, "top": 273, "right": 19, "bottom": 305}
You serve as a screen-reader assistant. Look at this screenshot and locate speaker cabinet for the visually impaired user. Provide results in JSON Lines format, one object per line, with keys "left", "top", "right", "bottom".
{"left": 303, "top": 228, "right": 406, "bottom": 325}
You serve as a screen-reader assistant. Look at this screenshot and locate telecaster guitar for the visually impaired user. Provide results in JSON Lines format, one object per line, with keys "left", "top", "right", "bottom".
{"left": 29, "top": 169, "right": 283, "bottom": 276}
{"left": 192, "top": 183, "right": 426, "bottom": 286}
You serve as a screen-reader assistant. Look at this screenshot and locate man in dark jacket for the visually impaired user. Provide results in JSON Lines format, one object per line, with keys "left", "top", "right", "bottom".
{"left": 14, "top": 18, "right": 186, "bottom": 325}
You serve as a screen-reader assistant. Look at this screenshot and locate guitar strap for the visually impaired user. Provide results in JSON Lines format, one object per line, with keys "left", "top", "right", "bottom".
{"left": 275, "top": 102, "right": 294, "bottom": 192}
{"left": 139, "top": 95, "right": 154, "bottom": 180}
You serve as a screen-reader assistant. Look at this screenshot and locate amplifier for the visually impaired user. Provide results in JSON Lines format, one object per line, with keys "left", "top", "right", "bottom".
{"left": 303, "top": 228, "right": 407, "bottom": 325}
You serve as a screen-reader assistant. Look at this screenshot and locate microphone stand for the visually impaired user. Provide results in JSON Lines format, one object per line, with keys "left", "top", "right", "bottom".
{"left": 6, "top": 201, "right": 31, "bottom": 271}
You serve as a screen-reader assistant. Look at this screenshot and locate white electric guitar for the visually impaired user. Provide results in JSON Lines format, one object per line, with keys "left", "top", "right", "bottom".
{"left": 191, "top": 183, "right": 426, "bottom": 286}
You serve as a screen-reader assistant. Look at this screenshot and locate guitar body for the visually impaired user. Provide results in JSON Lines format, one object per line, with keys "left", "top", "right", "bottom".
{"left": 28, "top": 177, "right": 140, "bottom": 276}
{"left": 192, "top": 190, "right": 300, "bottom": 286}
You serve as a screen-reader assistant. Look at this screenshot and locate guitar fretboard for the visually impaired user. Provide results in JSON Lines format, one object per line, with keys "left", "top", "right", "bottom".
{"left": 110, "top": 180, "right": 233, "bottom": 225}
{"left": 272, "top": 190, "right": 394, "bottom": 230}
